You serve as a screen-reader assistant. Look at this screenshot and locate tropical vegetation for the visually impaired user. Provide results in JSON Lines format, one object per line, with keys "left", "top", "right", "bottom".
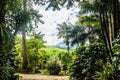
{"left": 0, "top": 0, "right": 120, "bottom": 80}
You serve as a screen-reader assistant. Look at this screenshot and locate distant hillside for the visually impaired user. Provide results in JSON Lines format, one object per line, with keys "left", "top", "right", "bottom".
{"left": 54, "top": 42, "right": 67, "bottom": 49}
{"left": 40, "top": 46, "right": 67, "bottom": 57}
{"left": 45, "top": 46, "right": 67, "bottom": 51}
{"left": 54, "top": 42, "right": 76, "bottom": 50}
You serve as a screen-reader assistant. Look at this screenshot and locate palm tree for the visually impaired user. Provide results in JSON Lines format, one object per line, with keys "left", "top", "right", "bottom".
{"left": 69, "top": 14, "right": 101, "bottom": 46}
{"left": 70, "top": 25, "right": 100, "bottom": 46}
{"left": 69, "top": 25, "right": 85, "bottom": 46}
{"left": 21, "top": 0, "right": 44, "bottom": 72}
{"left": 30, "top": 31, "right": 45, "bottom": 39}
{"left": 57, "top": 22, "right": 72, "bottom": 54}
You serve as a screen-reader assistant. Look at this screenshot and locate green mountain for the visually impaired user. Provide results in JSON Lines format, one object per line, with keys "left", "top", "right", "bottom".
{"left": 54, "top": 42, "right": 76, "bottom": 50}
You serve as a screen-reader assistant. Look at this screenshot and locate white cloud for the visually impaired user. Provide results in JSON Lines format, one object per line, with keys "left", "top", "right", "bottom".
{"left": 36, "top": 7, "right": 79, "bottom": 46}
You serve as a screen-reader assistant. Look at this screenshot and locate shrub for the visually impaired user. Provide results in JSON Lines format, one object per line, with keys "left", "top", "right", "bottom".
{"left": 95, "top": 36, "right": 120, "bottom": 80}
{"left": 47, "top": 60, "right": 61, "bottom": 75}
{"left": 70, "top": 39, "right": 107, "bottom": 80}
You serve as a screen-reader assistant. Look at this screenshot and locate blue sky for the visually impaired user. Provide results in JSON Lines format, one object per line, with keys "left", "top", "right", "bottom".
{"left": 34, "top": 6, "right": 79, "bottom": 46}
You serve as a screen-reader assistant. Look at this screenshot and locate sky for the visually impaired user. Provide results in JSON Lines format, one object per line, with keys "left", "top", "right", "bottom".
{"left": 34, "top": 5, "right": 79, "bottom": 46}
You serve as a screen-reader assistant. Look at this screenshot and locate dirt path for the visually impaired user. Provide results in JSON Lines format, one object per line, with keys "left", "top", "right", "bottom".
{"left": 17, "top": 73, "right": 70, "bottom": 80}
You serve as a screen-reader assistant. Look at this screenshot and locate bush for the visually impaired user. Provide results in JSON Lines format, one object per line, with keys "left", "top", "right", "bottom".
{"left": 70, "top": 39, "right": 107, "bottom": 80}
{"left": 40, "top": 69, "right": 49, "bottom": 75}
{"left": 96, "top": 63, "right": 120, "bottom": 80}
{"left": 95, "top": 36, "right": 120, "bottom": 80}
{"left": 47, "top": 60, "right": 61, "bottom": 75}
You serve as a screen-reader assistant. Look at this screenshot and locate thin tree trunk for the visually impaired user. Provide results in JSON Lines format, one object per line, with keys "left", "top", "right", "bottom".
{"left": 109, "top": 14, "right": 114, "bottom": 41}
{"left": 105, "top": 12, "right": 113, "bottom": 57}
{"left": 22, "top": 0, "right": 28, "bottom": 72}
{"left": 22, "top": 31, "right": 28, "bottom": 71}
{"left": 67, "top": 43, "right": 70, "bottom": 54}
{"left": 103, "top": 13, "right": 113, "bottom": 63}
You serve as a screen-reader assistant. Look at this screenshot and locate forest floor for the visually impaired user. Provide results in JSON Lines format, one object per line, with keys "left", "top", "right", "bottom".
{"left": 17, "top": 73, "right": 70, "bottom": 80}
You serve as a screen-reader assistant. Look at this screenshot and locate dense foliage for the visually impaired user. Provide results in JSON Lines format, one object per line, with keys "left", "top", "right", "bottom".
{"left": 56, "top": 0, "right": 120, "bottom": 80}
{"left": 0, "top": 0, "right": 43, "bottom": 79}
{"left": 0, "top": 0, "right": 22, "bottom": 79}
{"left": 0, "top": 0, "right": 120, "bottom": 80}
{"left": 15, "top": 37, "right": 74, "bottom": 75}
{"left": 70, "top": 39, "right": 107, "bottom": 80}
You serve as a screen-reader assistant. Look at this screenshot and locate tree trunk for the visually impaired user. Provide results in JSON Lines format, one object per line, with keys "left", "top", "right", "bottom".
{"left": 0, "top": 1, "right": 6, "bottom": 24}
{"left": 99, "top": 1, "right": 113, "bottom": 63}
{"left": 113, "top": 0, "right": 119, "bottom": 38}
{"left": 22, "top": 0, "right": 28, "bottom": 72}
{"left": 67, "top": 43, "right": 70, "bottom": 54}
{"left": 66, "top": 37, "right": 70, "bottom": 54}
